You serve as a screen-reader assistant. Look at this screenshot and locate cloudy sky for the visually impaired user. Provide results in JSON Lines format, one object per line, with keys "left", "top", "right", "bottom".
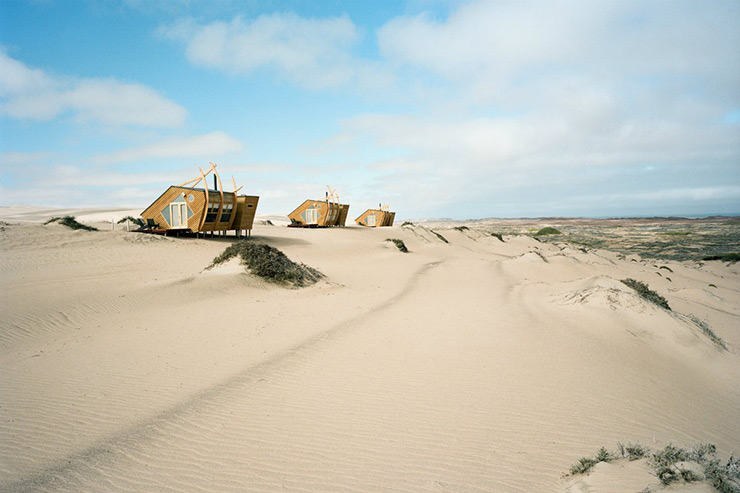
{"left": 1, "top": 0, "right": 738, "bottom": 219}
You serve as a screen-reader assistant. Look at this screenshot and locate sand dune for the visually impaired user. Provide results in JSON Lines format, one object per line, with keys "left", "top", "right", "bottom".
{"left": 1, "top": 209, "right": 738, "bottom": 491}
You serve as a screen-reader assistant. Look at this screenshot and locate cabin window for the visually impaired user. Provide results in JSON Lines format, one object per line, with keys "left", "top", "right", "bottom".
{"left": 221, "top": 203, "right": 234, "bottom": 223}
{"left": 205, "top": 203, "right": 220, "bottom": 223}
{"left": 366, "top": 214, "right": 377, "bottom": 226}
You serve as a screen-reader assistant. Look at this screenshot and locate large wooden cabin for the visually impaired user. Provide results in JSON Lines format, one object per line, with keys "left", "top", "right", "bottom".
{"left": 355, "top": 205, "right": 396, "bottom": 227}
{"left": 288, "top": 187, "right": 349, "bottom": 227}
{"left": 141, "top": 163, "right": 259, "bottom": 236}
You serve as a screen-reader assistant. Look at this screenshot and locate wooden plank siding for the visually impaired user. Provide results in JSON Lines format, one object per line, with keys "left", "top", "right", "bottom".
{"left": 355, "top": 209, "right": 396, "bottom": 227}
{"left": 288, "top": 200, "right": 350, "bottom": 227}
{"left": 141, "top": 186, "right": 204, "bottom": 230}
{"left": 233, "top": 195, "right": 259, "bottom": 231}
{"left": 337, "top": 204, "right": 350, "bottom": 227}
{"left": 142, "top": 185, "right": 259, "bottom": 234}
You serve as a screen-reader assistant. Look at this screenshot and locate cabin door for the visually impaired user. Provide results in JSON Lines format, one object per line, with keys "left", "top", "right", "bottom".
{"left": 306, "top": 207, "right": 318, "bottom": 225}
{"left": 170, "top": 203, "right": 189, "bottom": 228}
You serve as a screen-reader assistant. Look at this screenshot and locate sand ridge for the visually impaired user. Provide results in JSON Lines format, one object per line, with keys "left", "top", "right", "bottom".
{"left": 1, "top": 209, "right": 738, "bottom": 491}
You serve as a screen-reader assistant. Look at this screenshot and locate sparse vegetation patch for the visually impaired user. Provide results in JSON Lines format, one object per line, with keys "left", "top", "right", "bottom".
{"left": 44, "top": 216, "right": 98, "bottom": 232}
{"left": 702, "top": 253, "right": 740, "bottom": 263}
{"left": 430, "top": 230, "right": 449, "bottom": 243}
{"left": 533, "top": 227, "right": 562, "bottom": 236}
{"left": 569, "top": 441, "right": 740, "bottom": 492}
{"left": 621, "top": 278, "right": 671, "bottom": 310}
{"left": 490, "top": 232, "right": 505, "bottom": 242}
{"left": 210, "top": 241, "right": 323, "bottom": 287}
{"left": 117, "top": 216, "right": 145, "bottom": 227}
{"left": 687, "top": 315, "right": 727, "bottom": 350}
{"left": 386, "top": 238, "right": 408, "bottom": 253}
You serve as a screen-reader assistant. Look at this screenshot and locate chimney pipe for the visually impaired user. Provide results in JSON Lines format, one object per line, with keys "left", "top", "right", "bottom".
{"left": 213, "top": 174, "right": 217, "bottom": 191}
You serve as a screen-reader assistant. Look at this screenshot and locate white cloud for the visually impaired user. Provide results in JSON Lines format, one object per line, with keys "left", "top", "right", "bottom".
{"left": 0, "top": 51, "right": 186, "bottom": 127}
{"left": 0, "top": 151, "right": 55, "bottom": 167}
{"left": 93, "top": 132, "right": 243, "bottom": 164}
{"left": 377, "top": 0, "right": 740, "bottom": 97}
{"left": 160, "top": 14, "right": 393, "bottom": 90}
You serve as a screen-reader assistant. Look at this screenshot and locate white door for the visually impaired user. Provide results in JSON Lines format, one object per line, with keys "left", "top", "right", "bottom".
{"left": 170, "top": 203, "right": 188, "bottom": 228}
{"left": 306, "top": 207, "right": 318, "bottom": 225}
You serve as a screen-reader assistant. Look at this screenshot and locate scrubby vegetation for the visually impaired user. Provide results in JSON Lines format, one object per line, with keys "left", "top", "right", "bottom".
{"left": 533, "top": 227, "right": 562, "bottom": 236}
{"left": 453, "top": 226, "right": 469, "bottom": 231}
{"left": 687, "top": 315, "right": 727, "bottom": 350}
{"left": 621, "top": 278, "right": 671, "bottom": 310}
{"left": 703, "top": 253, "right": 740, "bottom": 263}
{"left": 617, "top": 442, "right": 649, "bottom": 460}
{"left": 568, "top": 442, "right": 740, "bottom": 492}
{"left": 490, "top": 232, "right": 505, "bottom": 242}
{"left": 401, "top": 221, "right": 414, "bottom": 227}
{"left": 44, "top": 216, "right": 98, "bottom": 232}
{"left": 430, "top": 230, "right": 449, "bottom": 243}
{"left": 386, "top": 238, "right": 408, "bottom": 253}
{"left": 569, "top": 456, "right": 599, "bottom": 475}
{"left": 117, "top": 216, "right": 145, "bottom": 227}
{"left": 209, "top": 241, "right": 323, "bottom": 287}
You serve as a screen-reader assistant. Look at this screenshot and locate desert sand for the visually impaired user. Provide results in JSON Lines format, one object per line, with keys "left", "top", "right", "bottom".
{"left": 1, "top": 207, "right": 738, "bottom": 492}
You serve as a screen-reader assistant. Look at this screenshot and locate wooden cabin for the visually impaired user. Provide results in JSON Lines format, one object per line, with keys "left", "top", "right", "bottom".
{"left": 355, "top": 205, "right": 396, "bottom": 227}
{"left": 140, "top": 163, "right": 259, "bottom": 236}
{"left": 288, "top": 187, "right": 349, "bottom": 227}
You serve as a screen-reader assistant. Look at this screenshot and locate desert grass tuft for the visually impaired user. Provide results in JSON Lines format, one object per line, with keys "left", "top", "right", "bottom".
{"left": 616, "top": 442, "right": 649, "bottom": 460}
{"left": 401, "top": 221, "right": 414, "bottom": 227}
{"left": 687, "top": 316, "right": 727, "bottom": 350}
{"left": 569, "top": 456, "right": 598, "bottom": 475}
{"left": 533, "top": 227, "right": 562, "bottom": 236}
{"left": 702, "top": 253, "right": 740, "bottom": 263}
{"left": 210, "top": 241, "right": 323, "bottom": 287}
{"left": 117, "top": 216, "right": 145, "bottom": 227}
{"left": 386, "top": 238, "right": 408, "bottom": 253}
{"left": 571, "top": 441, "right": 739, "bottom": 492}
{"left": 621, "top": 278, "right": 671, "bottom": 310}
{"left": 490, "top": 232, "right": 505, "bottom": 242}
{"left": 44, "top": 216, "right": 98, "bottom": 232}
{"left": 453, "top": 226, "right": 469, "bottom": 231}
{"left": 430, "top": 230, "right": 449, "bottom": 243}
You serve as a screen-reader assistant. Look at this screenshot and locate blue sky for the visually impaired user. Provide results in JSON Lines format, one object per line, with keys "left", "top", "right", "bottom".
{"left": 1, "top": 0, "right": 739, "bottom": 219}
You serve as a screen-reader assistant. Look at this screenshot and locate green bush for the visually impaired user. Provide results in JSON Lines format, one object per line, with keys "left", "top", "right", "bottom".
{"left": 702, "top": 253, "right": 740, "bottom": 263}
{"left": 534, "top": 227, "right": 562, "bottom": 236}
{"left": 210, "top": 241, "right": 323, "bottom": 287}
{"left": 430, "top": 230, "right": 449, "bottom": 243}
{"left": 386, "top": 238, "right": 408, "bottom": 253}
{"left": 570, "top": 456, "right": 598, "bottom": 475}
{"left": 687, "top": 316, "right": 727, "bottom": 350}
{"left": 44, "top": 216, "right": 98, "bottom": 232}
{"left": 117, "top": 216, "right": 145, "bottom": 227}
{"left": 621, "top": 278, "right": 671, "bottom": 310}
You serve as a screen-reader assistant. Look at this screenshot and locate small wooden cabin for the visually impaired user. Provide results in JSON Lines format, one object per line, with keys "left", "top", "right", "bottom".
{"left": 288, "top": 187, "right": 349, "bottom": 227}
{"left": 141, "top": 163, "right": 259, "bottom": 236}
{"left": 355, "top": 205, "right": 396, "bottom": 227}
